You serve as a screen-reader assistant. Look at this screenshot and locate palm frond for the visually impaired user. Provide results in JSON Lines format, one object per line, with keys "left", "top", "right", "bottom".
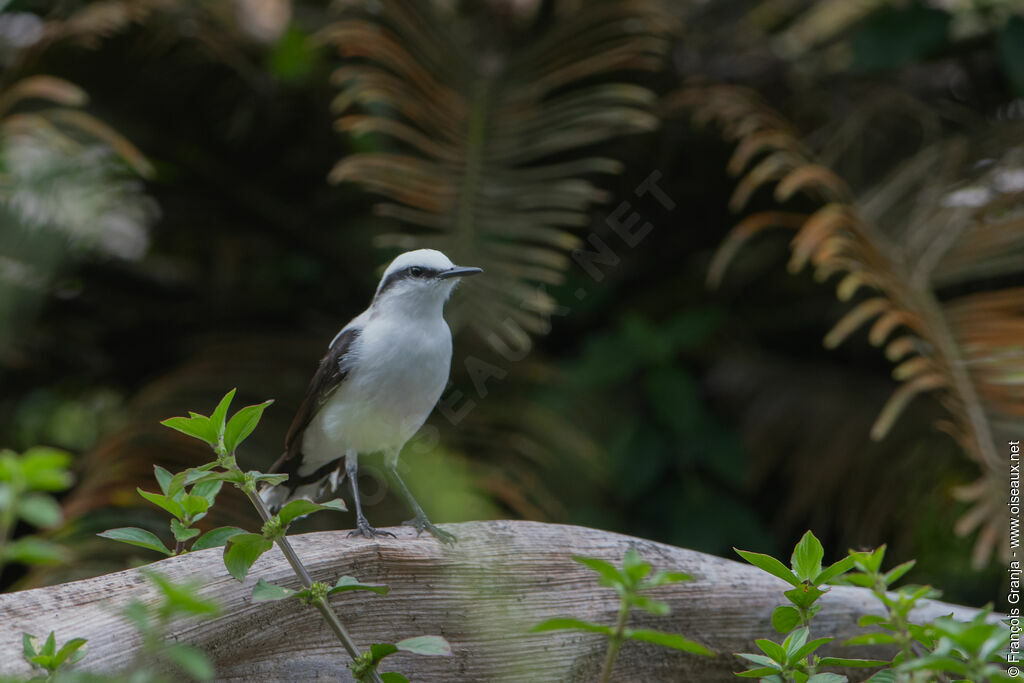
{"left": 672, "top": 81, "right": 1024, "bottom": 567}
{"left": 321, "top": 0, "right": 676, "bottom": 351}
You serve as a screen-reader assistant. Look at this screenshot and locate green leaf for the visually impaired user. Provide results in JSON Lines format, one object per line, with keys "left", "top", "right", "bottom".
{"left": 771, "top": 605, "right": 802, "bottom": 633}
{"left": 806, "top": 675, "right": 847, "bottom": 683}
{"left": 626, "top": 629, "right": 713, "bottom": 656}
{"left": 790, "top": 636, "right": 834, "bottom": 662}
{"left": 137, "top": 488, "right": 186, "bottom": 520}
{"left": 252, "top": 472, "right": 289, "bottom": 486}
{"left": 736, "top": 653, "right": 778, "bottom": 668}
{"left": 252, "top": 578, "right": 297, "bottom": 601}
{"left": 224, "top": 400, "right": 274, "bottom": 454}
{"left": 395, "top": 635, "right": 452, "bottom": 656}
{"left": 20, "top": 447, "right": 73, "bottom": 491}
{"left": 223, "top": 533, "right": 274, "bottom": 581}
{"left": 883, "top": 560, "right": 915, "bottom": 587}
{"left": 630, "top": 594, "right": 670, "bottom": 616}
{"left": 755, "top": 638, "right": 787, "bottom": 663}
{"left": 818, "top": 657, "right": 889, "bottom": 668}
{"left": 329, "top": 575, "right": 390, "bottom": 596}
{"left": 97, "top": 527, "right": 174, "bottom": 556}
{"left": 41, "top": 631, "right": 57, "bottom": 657}
{"left": 380, "top": 673, "right": 410, "bottom": 683}
{"left": 644, "top": 570, "right": 692, "bottom": 588}
{"left": 370, "top": 643, "right": 399, "bottom": 664}
{"left": 621, "top": 547, "right": 651, "bottom": 584}
{"left": 164, "top": 643, "right": 214, "bottom": 681}
{"left": 530, "top": 618, "right": 613, "bottom": 636}
{"left": 210, "top": 389, "right": 237, "bottom": 438}
{"left": 191, "top": 526, "right": 246, "bottom": 551}
{"left": 171, "top": 519, "right": 200, "bottom": 542}
{"left": 865, "top": 671, "right": 897, "bottom": 683}
{"left": 141, "top": 570, "right": 220, "bottom": 618}
{"left": 16, "top": 493, "right": 62, "bottom": 528}
{"left": 191, "top": 479, "right": 223, "bottom": 504}
{"left": 23, "top": 633, "right": 39, "bottom": 659}
{"left": 277, "top": 498, "right": 347, "bottom": 527}
{"left": 181, "top": 494, "right": 211, "bottom": 522}
{"left": 735, "top": 549, "right": 800, "bottom": 587}
{"left": 153, "top": 466, "right": 173, "bottom": 495}
{"left": 785, "top": 583, "right": 826, "bottom": 608}
{"left": 1, "top": 537, "right": 72, "bottom": 564}
{"left": 572, "top": 555, "right": 624, "bottom": 587}
{"left": 844, "top": 632, "right": 898, "bottom": 646}
{"left": 736, "top": 666, "right": 781, "bottom": 678}
{"left": 161, "top": 415, "right": 218, "bottom": 448}
{"left": 858, "top": 614, "right": 887, "bottom": 627}
{"left": 791, "top": 531, "right": 824, "bottom": 583}
{"left": 53, "top": 638, "right": 87, "bottom": 668}
{"left": 815, "top": 554, "right": 857, "bottom": 585}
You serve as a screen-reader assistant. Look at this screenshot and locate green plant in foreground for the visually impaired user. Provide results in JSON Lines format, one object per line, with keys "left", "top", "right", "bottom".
{"left": 349, "top": 636, "right": 453, "bottom": 683}
{"left": 97, "top": 389, "right": 450, "bottom": 682}
{"left": 736, "top": 532, "right": 1012, "bottom": 683}
{"left": 532, "top": 548, "right": 713, "bottom": 683}
{"left": 21, "top": 632, "right": 87, "bottom": 681}
{"left": 0, "top": 447, "right": 74, "bottom": 575}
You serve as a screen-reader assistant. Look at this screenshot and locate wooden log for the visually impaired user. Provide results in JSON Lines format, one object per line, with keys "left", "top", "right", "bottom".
{"left": 0, "top": 521, "right": 989, "bottom": 681}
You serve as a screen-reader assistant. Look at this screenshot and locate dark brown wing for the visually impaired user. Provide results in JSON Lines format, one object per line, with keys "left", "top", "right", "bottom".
{"left": 268, "top": 327, "right": 360, "bottom": 475}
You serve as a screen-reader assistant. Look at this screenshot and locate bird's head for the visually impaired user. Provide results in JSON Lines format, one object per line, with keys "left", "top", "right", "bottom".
{"left": 372, "top": 249, "right": 482, "bottom": 315}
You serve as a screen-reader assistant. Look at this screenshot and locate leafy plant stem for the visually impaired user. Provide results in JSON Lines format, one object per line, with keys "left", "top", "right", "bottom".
{"left": 598, "top": 601, "right": 630, "bottom": 683}
{"left": 243, "top": 486, "right": 378, "bottom": 681}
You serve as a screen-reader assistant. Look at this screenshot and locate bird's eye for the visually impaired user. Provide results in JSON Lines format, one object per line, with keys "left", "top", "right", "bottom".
{"left": 410, "top": 266, "right": 424, "bottom": 277}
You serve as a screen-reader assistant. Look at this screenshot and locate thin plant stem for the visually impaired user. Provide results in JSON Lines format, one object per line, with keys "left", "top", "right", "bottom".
{"left": 599, "top": 601, "right": 631, "bottom": 683}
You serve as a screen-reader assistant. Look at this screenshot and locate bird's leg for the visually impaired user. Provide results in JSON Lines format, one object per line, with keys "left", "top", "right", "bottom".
{"left": 345, "top": 451, "right": 395, "bottom": 539}
{"left": 388, "top": 466, "right": 456, "bottom": 545}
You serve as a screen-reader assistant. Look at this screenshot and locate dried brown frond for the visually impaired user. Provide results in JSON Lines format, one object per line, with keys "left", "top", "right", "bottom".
{"left": 671, "top": 82, "right": 1024, "bottom": 567}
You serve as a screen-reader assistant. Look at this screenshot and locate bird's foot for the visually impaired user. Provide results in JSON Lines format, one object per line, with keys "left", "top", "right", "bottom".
{"left": 403, "top": 515, "right": 457, "bottom": 545}
{"left": 347, "top": 516, "right": 396, "bottom": 540}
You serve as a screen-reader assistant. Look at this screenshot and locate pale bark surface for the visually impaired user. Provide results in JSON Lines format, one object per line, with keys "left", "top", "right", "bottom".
{"left": 0, "top": 521, "right": 987, "bottom": 681}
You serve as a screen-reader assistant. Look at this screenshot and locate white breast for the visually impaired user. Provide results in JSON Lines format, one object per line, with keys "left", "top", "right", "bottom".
{"left": 298, "top": 316, "right": 452, "bottom": 475}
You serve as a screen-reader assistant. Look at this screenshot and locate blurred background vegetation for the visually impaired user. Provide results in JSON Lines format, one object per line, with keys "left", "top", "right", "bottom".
{"left": 1, "top": 0, "right": 1021, "bottom": 612}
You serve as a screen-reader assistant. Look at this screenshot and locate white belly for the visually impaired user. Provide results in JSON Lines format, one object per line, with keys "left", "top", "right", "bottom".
{"left": 298, "top": 317, "right": 452, "bottom": 475}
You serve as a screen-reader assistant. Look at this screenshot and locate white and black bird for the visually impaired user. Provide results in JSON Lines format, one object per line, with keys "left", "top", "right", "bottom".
{"left": 260, "top": 249, "right": 481, "bottom": 544}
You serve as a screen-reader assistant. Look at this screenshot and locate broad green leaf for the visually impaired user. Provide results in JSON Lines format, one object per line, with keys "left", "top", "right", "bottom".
{"left": 735, "top": 549, "right": 800, "bottom": 587}
{"left": 572, "top": 555, "right": 623, "bottom": 587}
{"left": 370, "top": 643, "right": 399, "bottom": 664}
{"left": 97, "top": 528, "right": 173, "bottom": 556}
{"left": 153, "top": 466, "right": 173, "bottom": 495}
{"left": 278, "top": 498, "right": 347, "bottom": 527}
{"left": 53, "top": 638, "right": 88, "bottom": 668}
{"left": 20, "top": 448, "right": 73, "bottom": 491}
{"left": 380, "top": 673, "right": 410, "bottom": 683}
{"left": 223, "top": 533, "right": 273, "bottom": 581}
{"left": 252, "top": 578, "right": 297, "bottom": 601}
{"left": 137, "top": 488, "right": 185, "bottom": 520}
{"left": 790, "top": 636, "right": 834, "bottom": 662}
{"left": 785, "top": 583, "right": 826, "bottom": 608}
{"left": 771, "top": 605, "right": 802, "bottom": 634}
{"left": 395, "top": 635, "right": 452, "bottom": 656}
{"left": 17, "top": 493, "right": 62, "bottom": 528}
{"left": 252, "top": 472, "right": 288, "bottom": 486}
{"left": 530, "top": 618, "right": 612, "bottom": 635}
{"left": 782, "top": 628, "right": 808, "bottom": 658}
{"left": 225, "top": 400, "right": 274, "bottom": 453}
{"left": 895, "top": 653, "right": 968, "bottom": 675}
{"left": 755, "top": 638, "right": 787, "bottom": 663}
{"left": 171, "top": 519, "right": 200, "bottom": 542}
{"left": 210, "top": 389, "right": 237, "bottom": 437}
{"left": 41, "top": 631, "right": 57, "bottom": 657}
{"left": 181, "top": 494, "right": 211, "bottom": 522}
{"left": 626, "top": 629, "right": 713, "bottom": 656}
{"left": 791, "top": 531, "right": 824, "bottom": 583}
{"left": 329, "top": 575, "right": 390, "bottom": 596}
{"left": 161, "top": 415, "right": 218, "bottom": 448}
{"left": 865, "top": 671, "right": 897, "bottom": 683}
{"left": 806, "top": 675, "right": 847, "bottom": 683}
{"left": 191, "top": 479, "right": 223, "bottom": 504}
{"left": 818, "top": 657, "right": 889, "bottom": 667}
{"left": 858, "top": 614, "right": 887, "bottom": 628}
{"left": 736, "top": 666, "right": 781, "bottom": 678}
{"left": 2, "top": 537, "right": 71, "bottom": 564}
{"left": 191, "top": 527, "right": 246, "bottom": 551}
{"left": 164, "top": 643, "right": 214, "bottom": 681}
{"left": 736, "top": 653, "right": 778, "bottom": 668}
{"left": 141, "top": 571, "right": 220, "bottom": 617}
